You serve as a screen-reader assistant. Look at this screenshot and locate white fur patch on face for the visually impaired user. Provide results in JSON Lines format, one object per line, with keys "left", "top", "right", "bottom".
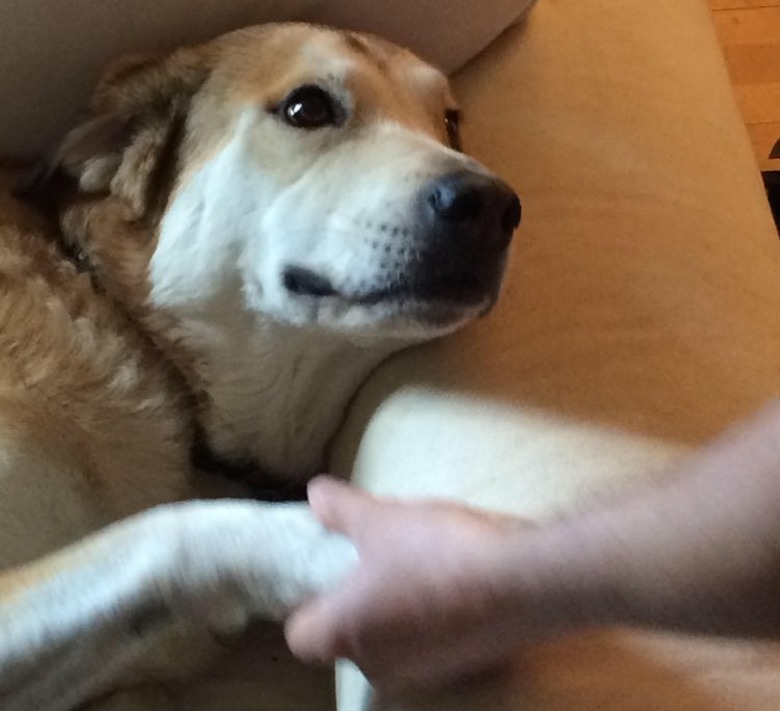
{"left": 151, "top": 103, "right": 488, "bottom": 344}
{"left": 151, "top": 111, "right": 276, "bottom": 310}
{"left": 400, "top": 61, "right": 451, "bottom": 103}
{"left": 302, "top": 34, "right": 361, "bottom": 83}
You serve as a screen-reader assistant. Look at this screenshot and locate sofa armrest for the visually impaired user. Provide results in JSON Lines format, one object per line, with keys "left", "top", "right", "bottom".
{"left": 0, "top": 0, "right": 531, "bottom": 156}
{"left": 331, "top": 0, "right": 780, "bottom": 709}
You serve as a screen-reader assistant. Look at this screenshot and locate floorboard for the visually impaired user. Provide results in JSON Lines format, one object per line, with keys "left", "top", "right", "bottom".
{"left": 710, "top": 1, "right": 780, "bottom": 170}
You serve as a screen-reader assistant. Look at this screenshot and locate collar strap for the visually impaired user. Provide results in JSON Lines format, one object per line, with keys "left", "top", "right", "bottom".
{"left": 191, "top": 431, "right": 308, "bottom": 503}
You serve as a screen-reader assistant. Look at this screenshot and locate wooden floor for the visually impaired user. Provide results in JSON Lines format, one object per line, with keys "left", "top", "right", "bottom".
{"left": 710, "top": 0, "right": 780, "bottom": 171}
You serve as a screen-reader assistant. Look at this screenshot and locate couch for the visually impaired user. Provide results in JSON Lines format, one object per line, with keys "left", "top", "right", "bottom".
{"left": 3, "top": 0, "right": 780, "bottom": 709}
{"left": 332, "top": 0, "right": 780, "bottom": 709}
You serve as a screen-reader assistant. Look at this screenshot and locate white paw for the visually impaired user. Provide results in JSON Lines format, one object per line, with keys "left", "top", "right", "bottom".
{"left": 146, "top": 501, "right": 358, "bottom": 629}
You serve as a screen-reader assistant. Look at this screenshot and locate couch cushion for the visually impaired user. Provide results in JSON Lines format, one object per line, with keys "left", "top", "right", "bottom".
{"left": 331, "top": 0, "right": 780, "bottom": 708}
{"left": 0, "top": 0, "right": 532, "bottom": 156}
{"left": 333, "top": 0, "right": 780, "bottom": 522}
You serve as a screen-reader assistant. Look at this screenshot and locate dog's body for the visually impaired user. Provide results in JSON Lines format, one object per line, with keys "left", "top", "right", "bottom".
{"left": 0, "top": 24, "right": 519, "bottom": 710}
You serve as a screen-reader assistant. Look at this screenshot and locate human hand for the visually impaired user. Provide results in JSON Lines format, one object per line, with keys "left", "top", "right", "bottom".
{"left": 285, "top": 477, "right": 532, "bottom": 690}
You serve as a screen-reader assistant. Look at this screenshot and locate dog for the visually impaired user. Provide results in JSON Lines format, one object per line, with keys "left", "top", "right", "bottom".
{"left": 0, "top": 23, "right": 520, "bottom": 710}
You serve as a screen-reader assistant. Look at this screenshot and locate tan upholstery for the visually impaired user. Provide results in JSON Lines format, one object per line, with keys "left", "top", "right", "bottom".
{"left": 330, "top": 0, "right": 780, "bottom": 709}
{"left": 0, "top": 0, "right": 531, "bottom": 156}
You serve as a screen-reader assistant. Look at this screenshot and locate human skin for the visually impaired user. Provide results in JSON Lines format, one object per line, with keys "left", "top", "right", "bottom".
{"left": 285, "top": 400, "right": 780, "bottom": 690}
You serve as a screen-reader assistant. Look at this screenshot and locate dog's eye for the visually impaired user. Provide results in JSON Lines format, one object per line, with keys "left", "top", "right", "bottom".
{"left": 445, "top": 109, "right": 463, "bottom": 152}
{"left": 280, "top": 86, "right": 338, "bottom": 130}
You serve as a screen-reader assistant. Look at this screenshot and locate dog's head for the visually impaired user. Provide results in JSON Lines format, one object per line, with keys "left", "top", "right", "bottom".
{"left": 26, "top": 24, "right": 520, "bottom": 345}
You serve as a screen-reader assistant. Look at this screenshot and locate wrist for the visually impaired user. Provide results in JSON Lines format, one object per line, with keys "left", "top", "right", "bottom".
{"left": 498, "top": 512, "right": 637, "bottom": 640}
{"left": 493, "top": 521, "right": 597, "bottom": 640}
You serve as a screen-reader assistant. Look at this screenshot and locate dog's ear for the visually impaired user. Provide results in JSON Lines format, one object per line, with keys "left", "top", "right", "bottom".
{"left": 18, "top": 49, "right": 211, "bottom": 222}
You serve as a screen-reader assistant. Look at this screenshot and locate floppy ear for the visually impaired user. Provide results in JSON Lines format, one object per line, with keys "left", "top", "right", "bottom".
{"left": 17, "top": 48, "right": 210, "bottom": 222}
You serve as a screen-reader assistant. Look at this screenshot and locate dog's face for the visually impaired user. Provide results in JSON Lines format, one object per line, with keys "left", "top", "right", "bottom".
{"left": 35, "top": 24, "right": 520, "bottom": 345}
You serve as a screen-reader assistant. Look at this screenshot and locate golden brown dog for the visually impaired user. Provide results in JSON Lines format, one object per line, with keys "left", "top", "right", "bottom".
{"left": 0, "top": 23, "right": 520, "bottom": 710}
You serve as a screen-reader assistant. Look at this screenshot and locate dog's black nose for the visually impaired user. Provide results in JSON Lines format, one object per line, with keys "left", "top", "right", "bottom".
{"left": 427, "top": 171, "right": 521, "bottom": 248}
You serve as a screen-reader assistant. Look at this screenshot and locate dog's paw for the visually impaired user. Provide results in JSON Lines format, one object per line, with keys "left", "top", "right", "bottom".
{"left": 143, "top": 501, "right": 358, "bottom": 632}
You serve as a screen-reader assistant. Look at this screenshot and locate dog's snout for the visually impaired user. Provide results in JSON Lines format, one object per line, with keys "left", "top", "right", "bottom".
{"left": 428, "top": 175, "right": 483, "bottom": 223}
{"left": 426, "top": 172, "right": 521, "bottom": 247}
{"left": 502, "top": 192, "right": 523, "bottom": 234}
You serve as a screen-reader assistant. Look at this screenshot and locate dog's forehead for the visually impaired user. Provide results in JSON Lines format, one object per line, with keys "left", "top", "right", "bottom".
{"left": 218, "top": 25, "right": 451, "bottom": 110}
{"left": 304, "top": 30, "right": 449, "bottom": 96}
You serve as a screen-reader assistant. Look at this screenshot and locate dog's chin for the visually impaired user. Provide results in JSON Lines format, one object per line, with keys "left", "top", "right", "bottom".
{"left": 274, "top": 267, "right": 501, "bottom": 342}
{"left": 284, "top": 265, "right": 498, "bottom": 310}
{"left": 316, "top": 294, "right": 491, "bottom": 343}
{"left": 278, "top": 266, "right": 500, "bottom": 340}
{"left": 366, "top": 293, "right": 489, "bottom": 325}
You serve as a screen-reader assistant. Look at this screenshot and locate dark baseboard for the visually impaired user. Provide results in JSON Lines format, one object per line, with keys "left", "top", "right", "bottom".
{"left": 763, "top": 171, "right": 780, "bottom": 235}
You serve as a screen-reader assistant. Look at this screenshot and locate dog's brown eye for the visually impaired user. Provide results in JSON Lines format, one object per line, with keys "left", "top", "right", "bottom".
{"left": 281, "top": 86, "right": 338, "bottom": 130}
{"left": 445, "top": 109, "right": 463, "bottom": 152}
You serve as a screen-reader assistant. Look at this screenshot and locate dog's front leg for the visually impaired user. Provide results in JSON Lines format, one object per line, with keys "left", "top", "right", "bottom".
{"left": 0, "top": 501, "right": 356, "bottom": 711}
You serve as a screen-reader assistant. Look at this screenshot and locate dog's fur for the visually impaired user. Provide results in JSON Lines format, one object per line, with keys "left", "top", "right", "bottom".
{"left": 0, "top": 24, "right": 518, "bottom": 710}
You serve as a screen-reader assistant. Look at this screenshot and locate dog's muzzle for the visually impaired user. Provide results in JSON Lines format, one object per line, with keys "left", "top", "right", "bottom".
{"left": 426, "top": 170, "right": 521, "bottom": 248}
{"left": 283, "top": 169, "right": 521, "bottom": 312}
{"left": 395, "top": 169, "right": 521, "bottom": 306}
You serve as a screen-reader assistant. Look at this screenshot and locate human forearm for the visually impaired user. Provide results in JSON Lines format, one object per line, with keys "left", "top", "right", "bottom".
{"left": 286, "top": 402, "right": 780, "bottom": 688}
{"left": 509, "top": 400, "right": 780, "bottom": 638}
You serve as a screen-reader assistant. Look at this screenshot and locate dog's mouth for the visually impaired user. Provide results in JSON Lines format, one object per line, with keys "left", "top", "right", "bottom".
{"left": 282, "top": 266, "right": 491, "bottom": 307}
{"left": 283, "top": 267, "right": 339, "bottom": 298}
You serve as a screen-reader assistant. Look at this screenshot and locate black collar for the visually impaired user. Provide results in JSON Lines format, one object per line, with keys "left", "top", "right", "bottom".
{"left": 15, "top": 162, "right": 309, "bottom": 503}
{"left": 191, "top": 427, "right": 309, "bottom": 503}
{"left": 48, "top": 221, "right": 308, "bottom": 503}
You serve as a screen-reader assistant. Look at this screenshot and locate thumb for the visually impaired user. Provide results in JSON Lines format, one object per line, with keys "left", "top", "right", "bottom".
{"left": 307, "top": 476, "right": 378, "bottom": 539}
{"left": 285, "top": 595, "right": 346, "bottom": 664}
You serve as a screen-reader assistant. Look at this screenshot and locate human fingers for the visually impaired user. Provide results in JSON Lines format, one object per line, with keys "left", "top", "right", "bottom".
{"left": 307, "top": 476, "right": 380, "bottom": 539}
{"left": 284, "top": 591, "right": 350, "bottom": 664}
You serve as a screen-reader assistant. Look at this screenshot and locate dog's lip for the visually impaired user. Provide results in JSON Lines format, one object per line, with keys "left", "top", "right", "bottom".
{"left": 283, "top": 267, "right": 339, "bottom": 298}
{"left": 347, "top": 275, "right": 488, "bottom": 307}
{"left": 283, "top": 266, "right": 488, "bottom": 306}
